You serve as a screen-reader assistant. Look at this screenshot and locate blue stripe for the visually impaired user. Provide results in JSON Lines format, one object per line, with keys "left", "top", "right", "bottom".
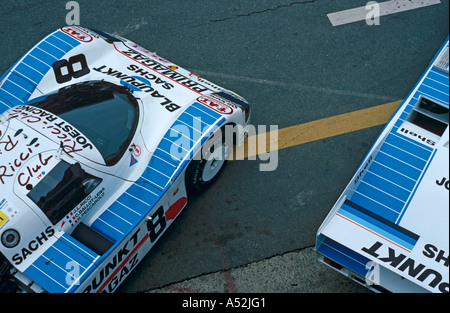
{"left": 91, "top": 182, "right": 161, "bottom": 242}
{"left": 59, "top": 233, "right": 98, "bottom": 263}
{"left": 126, "top": 183, "right": 161, "bottom": 208}
{"left": 157, "top": 137, "right": 187, "bottom": 164}
{"left": 7, "top": 73, "right": 36, "bottom": 95}
{"left": 53, "top": 237, "right": 96, "bottom": 268}
{"left": 0, "top": 89, "right": 22, "bottom": 104}
{"left": 350, "top": 192, "right": 400, "bottom": 222}
{"left": 0, "top": 29, "right": 81, "bottom": 113}
{"left": 397, "top": 149, "right": 438, "bottom": 223}
{"left": 141, "top": 166, "right": 170, "bottom": 190}
{"left": 22, "top": 54, "right": 53, "bottom": 73}
{"left": 385, "top": 133, "right": 433, "bottom": 159}
{"left": 14, "top": 62, "right": 44, "bottom": 84}
{"left": 148, "top": 153, "right": 178, "bottom": 178}
{"left": 339, "top": 209, "right": 415, "bottom": 250}
{"left": 179, "top": 107, "right": 214, "bottom": 127}
{"left": 52, "top": 30, "right": 80, "bottom": 48}
{"left": 362, "top": 171, "right": 411, "bottom": 201}
{"left": 38, "top": 41, "right": 67, "bottom": 60}
{"left": 374, "top": 151, "right": 421, "bottom": 181}
{"left": 46, "top": 35, "right": 74, "bottom": 52}
{"left": 175, "top": 115, "right": 207, "bottom": 139}
{"left": 25, "top": 235, "right": 99, "bottom": 293}
{"left": 28, "top": 48, "right": 57, "bottom": 67}
{"left": 427, "top": 69, "right": 449, "bottom": 86}
{"left": 117, "top": 193, "right": 149, "bottom": 217}
{"left": 98, "top": 209, "right": 130, "bottom": 235}
{"left": 0, "top": 96, "right": 12, "bottom": 112}
{"left": 1, "top": 80, "right": 31, "bottom": 101}
{"left": 418, "top": 84, "right": 449, "bottom": 104}
{"left": 339, "top": 201, "right": 419, "bottom": 250}
{"left": 24, "top": 259, "right": 68, "bottom": 293}
{"left": 91, "top": 211, "right": 126, "bottom": 243}
{"left": 111, "top": 197, "right": 143, "bottom": 222}
{"left": 423, "top": 77, "right": 449, "bottom": 96}
{"left": 189, "top": 102, "right": 222, "bottom": 123}
{"left": 379, "top": 143, "right": 427, "bottom": 170}
{"left": 357, "top": 181, "right": 405, "bottom": 211}
{"left": 399, "top": 110, "right": 409, "bottom": 121}
{"left": 317, "top": 236, "right": 370, "bottom": 277}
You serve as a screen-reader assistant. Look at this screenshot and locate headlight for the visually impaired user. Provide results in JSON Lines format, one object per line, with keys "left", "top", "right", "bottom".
{"left": 1, "top": 229, "right": 20, "bottom": 248}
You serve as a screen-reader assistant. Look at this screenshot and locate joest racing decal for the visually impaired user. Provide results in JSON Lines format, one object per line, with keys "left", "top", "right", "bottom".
{"left": 436, "top": 177, "right": 449, "bottom": 190}
{"left": 7, "top": 105, "right": 104, "bottom": 164}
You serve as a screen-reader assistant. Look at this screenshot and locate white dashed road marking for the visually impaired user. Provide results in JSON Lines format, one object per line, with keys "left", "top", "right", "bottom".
{"left": 327, "top": 0, "right": 441, "bottom": 26}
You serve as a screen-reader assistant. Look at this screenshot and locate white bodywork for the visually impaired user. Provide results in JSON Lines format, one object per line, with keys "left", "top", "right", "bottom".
{"left": 316, "top": 37, "right": 449, "bottom": 293}
{"left": 0, "top": 26, "right": 250, "bottom": 293}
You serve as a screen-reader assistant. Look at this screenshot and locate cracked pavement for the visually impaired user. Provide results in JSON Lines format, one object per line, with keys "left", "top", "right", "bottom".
{"left": 208, "top": 0, "right": 319, "bottom": 23}
{"left": 146, "top": 247, "right": 369, "bottom": 293}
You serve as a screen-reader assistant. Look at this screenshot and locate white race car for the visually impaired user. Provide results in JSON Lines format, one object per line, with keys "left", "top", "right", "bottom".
{"left": 0, "top": 26, "right": 250, "bottom": 293}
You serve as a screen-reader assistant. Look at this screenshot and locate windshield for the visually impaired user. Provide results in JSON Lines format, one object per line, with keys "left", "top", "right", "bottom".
{"left": 30, "top": 81, "right": 139, "bottom": 166}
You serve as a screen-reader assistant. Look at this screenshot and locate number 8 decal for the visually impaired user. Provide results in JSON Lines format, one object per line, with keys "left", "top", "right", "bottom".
{"left": 52, "top": 53, "right": 90, "bottom": 84}
{"left": 147, "top": 206, "right": 167, "bottom": 243}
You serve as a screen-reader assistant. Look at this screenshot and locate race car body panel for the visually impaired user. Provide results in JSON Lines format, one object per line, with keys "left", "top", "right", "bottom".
{"left": 316, "top": 37, "right": 449, "bottom": 293}
{"left": 0, "top": 26, "right": 250, "bottom": 293}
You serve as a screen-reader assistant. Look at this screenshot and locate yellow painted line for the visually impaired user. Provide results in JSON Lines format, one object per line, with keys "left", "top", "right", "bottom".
{"left": 232, "top": 100, "right": 402, "bottom": 160}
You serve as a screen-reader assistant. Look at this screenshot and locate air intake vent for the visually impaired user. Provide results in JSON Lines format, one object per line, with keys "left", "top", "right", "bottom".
{"left": 406, "top": 97, "right": 449, "bottom": 136}
{"left": 398, "top": 97, "right": 449, "bottom": 147}
{"left": 407, "top": 97, "right": 448, "bottom": 136}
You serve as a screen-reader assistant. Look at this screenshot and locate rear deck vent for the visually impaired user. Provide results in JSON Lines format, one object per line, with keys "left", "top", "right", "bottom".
{"left": 434, "top": 46, "right": 449, "bottom": 73}
{"left": 406, "top": 97, "right": 449, "bottom": 136}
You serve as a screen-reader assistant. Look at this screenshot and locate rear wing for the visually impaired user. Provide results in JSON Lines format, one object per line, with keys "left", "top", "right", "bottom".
{"left": 316, "top": 37, "right": 449, "bottom": 293}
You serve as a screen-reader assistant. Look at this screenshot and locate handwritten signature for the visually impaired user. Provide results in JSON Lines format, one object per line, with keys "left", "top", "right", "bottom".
{"left": 0, "top": 129, "right": 53, "bottom": 186}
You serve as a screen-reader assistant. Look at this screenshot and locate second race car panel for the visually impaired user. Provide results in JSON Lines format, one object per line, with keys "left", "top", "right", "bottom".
{"left": 316, "top": 37, "right": 449, "bottom": 293}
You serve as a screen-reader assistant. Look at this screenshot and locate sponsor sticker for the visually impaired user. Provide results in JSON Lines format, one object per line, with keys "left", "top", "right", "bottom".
{"left": 197, "top": 95, "right": 233, "bottom": 114}
{"left": 61, "top": 26, "right": 93, "bottom": 42}
{"left": 0, "top": 210, "right": 9, "bottom": 229}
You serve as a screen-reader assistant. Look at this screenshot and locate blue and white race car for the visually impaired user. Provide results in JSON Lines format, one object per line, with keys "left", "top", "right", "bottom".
{"left": 0, "top": 26, "right": 250, "bottom": 293}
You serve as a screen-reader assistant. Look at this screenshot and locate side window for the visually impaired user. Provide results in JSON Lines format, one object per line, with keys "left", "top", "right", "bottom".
{"left": 27, "top": 161, "right": 101, "bottom": 225}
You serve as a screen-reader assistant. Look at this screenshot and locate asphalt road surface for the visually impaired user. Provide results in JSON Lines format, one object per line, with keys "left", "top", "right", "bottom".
{"left": 0, "top": 0, "right": 448, "bottom": 293}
